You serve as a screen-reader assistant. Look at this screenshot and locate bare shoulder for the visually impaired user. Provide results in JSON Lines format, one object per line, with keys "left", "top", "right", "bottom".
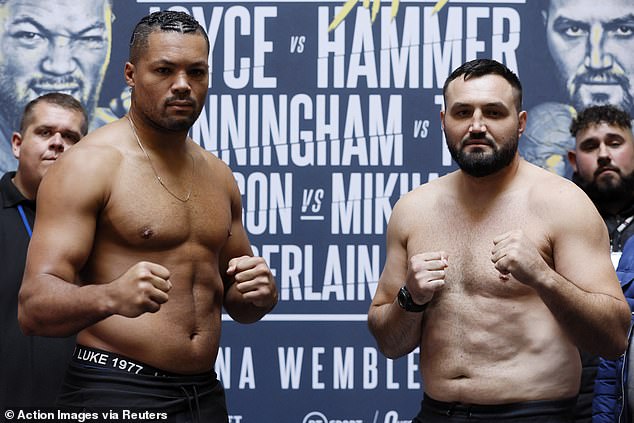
{"left": 59, "top": 119, "right": 129, "bottom": 167}
{"left": 191, "top": 140, "right": 232, "bottom": 172}
{"left": 390, "top": 173, "right": 454, "bottom": 230}
{"left": 397, "top": 173, "right": 453, "bottom": 209}
{"left": 520, "top": 160, "right": 602, "bottom": 226}
{"left": 521, "top": 160, "right": 591, "bottom": 204}
{"left": 190, "top": 140, "right": 237, "bottom": 190}
{"left": 40, "top": 120, "right": 130, "bottom": 204}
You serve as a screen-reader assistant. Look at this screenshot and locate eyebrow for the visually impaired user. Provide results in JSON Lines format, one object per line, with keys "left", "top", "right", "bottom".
{"left": 552, "top": 17, "right": 590, "bottom": 31}
{"left": 151, "top": 58, "right": 209, "bottom": 68}
{"left": 35, "top": 124, "right": 82, "bottom": 137}
{"left": 449, "top": 101, "right": 508, "bottom": 109}
{"left": 553, "top": 14, "right": 634, "bottom": 30}
{"left": 580, "top": 133, "right": 626, "bottom": 144}
{"left": 606, "top": 15, "right": 634, "bottom": 28}
{"left": 11, "top": 16, "right": 107, "bottom": 37}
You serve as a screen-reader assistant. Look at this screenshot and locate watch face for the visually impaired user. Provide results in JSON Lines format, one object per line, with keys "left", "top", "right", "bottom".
{"left": 398, "top": 286, "right": 408, "bottom": 309}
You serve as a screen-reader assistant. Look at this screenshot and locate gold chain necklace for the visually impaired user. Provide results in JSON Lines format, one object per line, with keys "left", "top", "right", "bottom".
{"left": 126, "top": 114, "right": 194, "bottom": 203}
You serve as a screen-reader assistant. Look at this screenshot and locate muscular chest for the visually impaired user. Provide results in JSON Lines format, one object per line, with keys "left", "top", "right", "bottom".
{"left": 409, "top": 199, "right": 551, "bottom": 296}
{"left": 101, "top": 171, "right": 232, "bottom": 250}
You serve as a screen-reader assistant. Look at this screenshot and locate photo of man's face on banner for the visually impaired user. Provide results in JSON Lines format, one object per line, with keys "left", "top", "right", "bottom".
{"left": 522, "top": 0, "right": 634, "bottom": 177}
{"left": 0, "top": 0, "right": 126, "bottom": 173}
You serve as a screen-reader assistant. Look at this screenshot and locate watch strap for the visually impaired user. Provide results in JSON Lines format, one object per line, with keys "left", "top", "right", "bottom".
{"left": 398, "top": 286, "right": 428, "bottom": 312}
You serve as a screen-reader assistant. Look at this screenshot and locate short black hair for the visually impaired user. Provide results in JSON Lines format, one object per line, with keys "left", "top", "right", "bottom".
{"left": 129, "top": 10, "right": 210, "bottom": 64}
{"left": 443, "top": 59, "right": 523, "bottom": 111}
{"left": 19, "top": 93, "right": 88, "bottom": 136}
{"left": 570, "top": 105, "right": 632, "bottom": 137}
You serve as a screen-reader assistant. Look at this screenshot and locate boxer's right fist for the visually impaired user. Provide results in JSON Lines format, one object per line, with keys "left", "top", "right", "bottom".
{"left": 106, "top": 261, "right": 172, "bottom": 317}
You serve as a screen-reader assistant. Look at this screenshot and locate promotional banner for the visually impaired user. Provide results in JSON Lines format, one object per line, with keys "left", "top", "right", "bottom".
{"left": 2, "top": 0, "right": 633, "bottom": 421}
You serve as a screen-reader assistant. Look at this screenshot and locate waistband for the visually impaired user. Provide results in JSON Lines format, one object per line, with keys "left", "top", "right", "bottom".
{"left": 72, "top": 344, "right": 193, "bottom": 378}
{"left": 422, "top": 393, "right": 576, "bottom": 418}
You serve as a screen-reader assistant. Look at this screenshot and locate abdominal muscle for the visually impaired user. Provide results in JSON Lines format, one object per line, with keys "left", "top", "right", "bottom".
{"left": 420, "top": 292, "right": 581, "bottom": 404}
{"left": 77, "top": 257, "right": 224, "bottom": 375}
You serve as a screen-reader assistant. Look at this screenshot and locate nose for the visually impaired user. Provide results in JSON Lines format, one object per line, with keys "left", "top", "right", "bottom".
{"left": 469, "top": 111, "right": 487, "bottom": 134}
{"left": 585, "top": 23, "right": 613, "bottom": 71}
{"left": 48, "top": 132, "right": 66, "bottom": 153}
{"left": 41, "top": 36, "right": 78, "bottom": 75}
{"left": 172, "top": 71, "right": 192, "bottom": 95}
{"left": 596, "top": 143, "right": 612, "bottom": 164}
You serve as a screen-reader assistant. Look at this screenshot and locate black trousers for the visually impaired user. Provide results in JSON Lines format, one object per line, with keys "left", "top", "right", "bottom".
{"left": 412, "top": 393, "right": 576, "bottom": 422}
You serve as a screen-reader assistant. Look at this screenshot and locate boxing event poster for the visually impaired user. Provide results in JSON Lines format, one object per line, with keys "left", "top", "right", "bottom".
{"left": 3, "top": 0, "right": 632, "bottom": 421}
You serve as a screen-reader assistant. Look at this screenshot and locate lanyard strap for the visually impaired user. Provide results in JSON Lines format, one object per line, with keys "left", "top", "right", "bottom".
{"left": 17, "top": 204, "right": 32, "bottom": 238}
{"left": 616, "top": 215, "right": 634, "bottom": 235}
{"left": 611, "top": 215, "right": 634, "bottom": 253}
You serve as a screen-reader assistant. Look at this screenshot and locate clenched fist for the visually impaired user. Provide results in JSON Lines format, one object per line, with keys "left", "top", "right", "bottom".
{"left": 227, "top": 256, "right": 278, "bottom": 310}
{"left": 405, "top": 251, "right": 449, "bottom": 305}
{"left": 491, "top": 229, "right": 548, "bottom": 286}
{"left": 105, "top": 261, "right": 172, "bottom": 317}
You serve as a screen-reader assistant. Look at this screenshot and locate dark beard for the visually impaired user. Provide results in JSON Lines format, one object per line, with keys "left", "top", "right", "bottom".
{"left": 570, "top": 70, "right": 634, "bottom": 115}
{"left": 572, "top": 171, "right": 634, "bottom": 207}
{"left": 447, "top": 134, "right": 518, "bottom": 177}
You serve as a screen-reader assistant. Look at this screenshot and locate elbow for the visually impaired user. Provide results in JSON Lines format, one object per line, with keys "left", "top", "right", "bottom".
{"left": 18, "top": 306, "right": 73, "bottom": 338}
{"left": 369, "top": 328, "right": 402, "bottom": 359}
{"left": 600, "top": 311, "right": 632, "bottom": 360}
{"left": 17, "top": 303, "right": 39, "bottom": 336}
{"left": 17, "top": 291, "right": 51, "bottom": 336}
{"left": 17, "top": 291, "right": 34, "bottom": 335}
{"left": 371, "top": 334, "right": 414, "bottom": 359}
{"left": 601, "top": 340, "right": 627, "bottom": 361}
{"left": 614, "top": 313, "right": 633, "bottom": 358}
{"left": 367, "top": 318, "right": 412, "bottom": 360}
{"left": 613, "top": 309, "right": 634, "bottom": 358}
{"left": 19, "top": 320, "right": 37, "bottom": 336}
{"left": 17, "top": 284, "right": 40, "bottom": 335}
{"left": 377, "top": 344, "right": 408, "bottom": 360}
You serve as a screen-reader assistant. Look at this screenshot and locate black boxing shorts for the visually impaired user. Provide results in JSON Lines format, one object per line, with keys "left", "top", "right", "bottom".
{"left": 412, "top": 393, "right": 576, "bottom": 422}
{"left": 57, "top": 345, "right": 228, "bottom": 423}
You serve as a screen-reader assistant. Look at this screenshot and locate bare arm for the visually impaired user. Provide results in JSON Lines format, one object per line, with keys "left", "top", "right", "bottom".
{"left": 220, "top": 167, "right": 277, "bottom": 323}
{"left": 537, "top": 269, "right": 629, "bottom": 359}
{"left": 18, "top": 142, "right": 171, "bottom": 336}
{"left": 368, "top": 199, "right": 446, "bottom": 358}
{"left": 492, "top": 185, "right": 630, "bottom": 359}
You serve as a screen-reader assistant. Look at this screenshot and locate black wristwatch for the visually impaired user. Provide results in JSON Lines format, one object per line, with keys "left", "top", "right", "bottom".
{"left": 397, "top": 286, "right": 428, "bottom": 312}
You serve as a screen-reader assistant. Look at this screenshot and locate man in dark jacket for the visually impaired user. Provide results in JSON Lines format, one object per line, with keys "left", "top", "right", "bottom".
{"left": 568, "top": 105, "right": 634, "bottom": 422}
{"left": 593, "top": 238, "right": 634, "bottom": 422}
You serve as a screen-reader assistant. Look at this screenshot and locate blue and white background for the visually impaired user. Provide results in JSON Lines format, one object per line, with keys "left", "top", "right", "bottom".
{"left": 6, "top": 0, "right": 632, "bottom": 421}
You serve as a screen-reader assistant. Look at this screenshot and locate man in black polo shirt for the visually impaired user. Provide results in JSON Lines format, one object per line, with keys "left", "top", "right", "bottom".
{"left": 0, "top": 93, "right": 87, "bottom": 410}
